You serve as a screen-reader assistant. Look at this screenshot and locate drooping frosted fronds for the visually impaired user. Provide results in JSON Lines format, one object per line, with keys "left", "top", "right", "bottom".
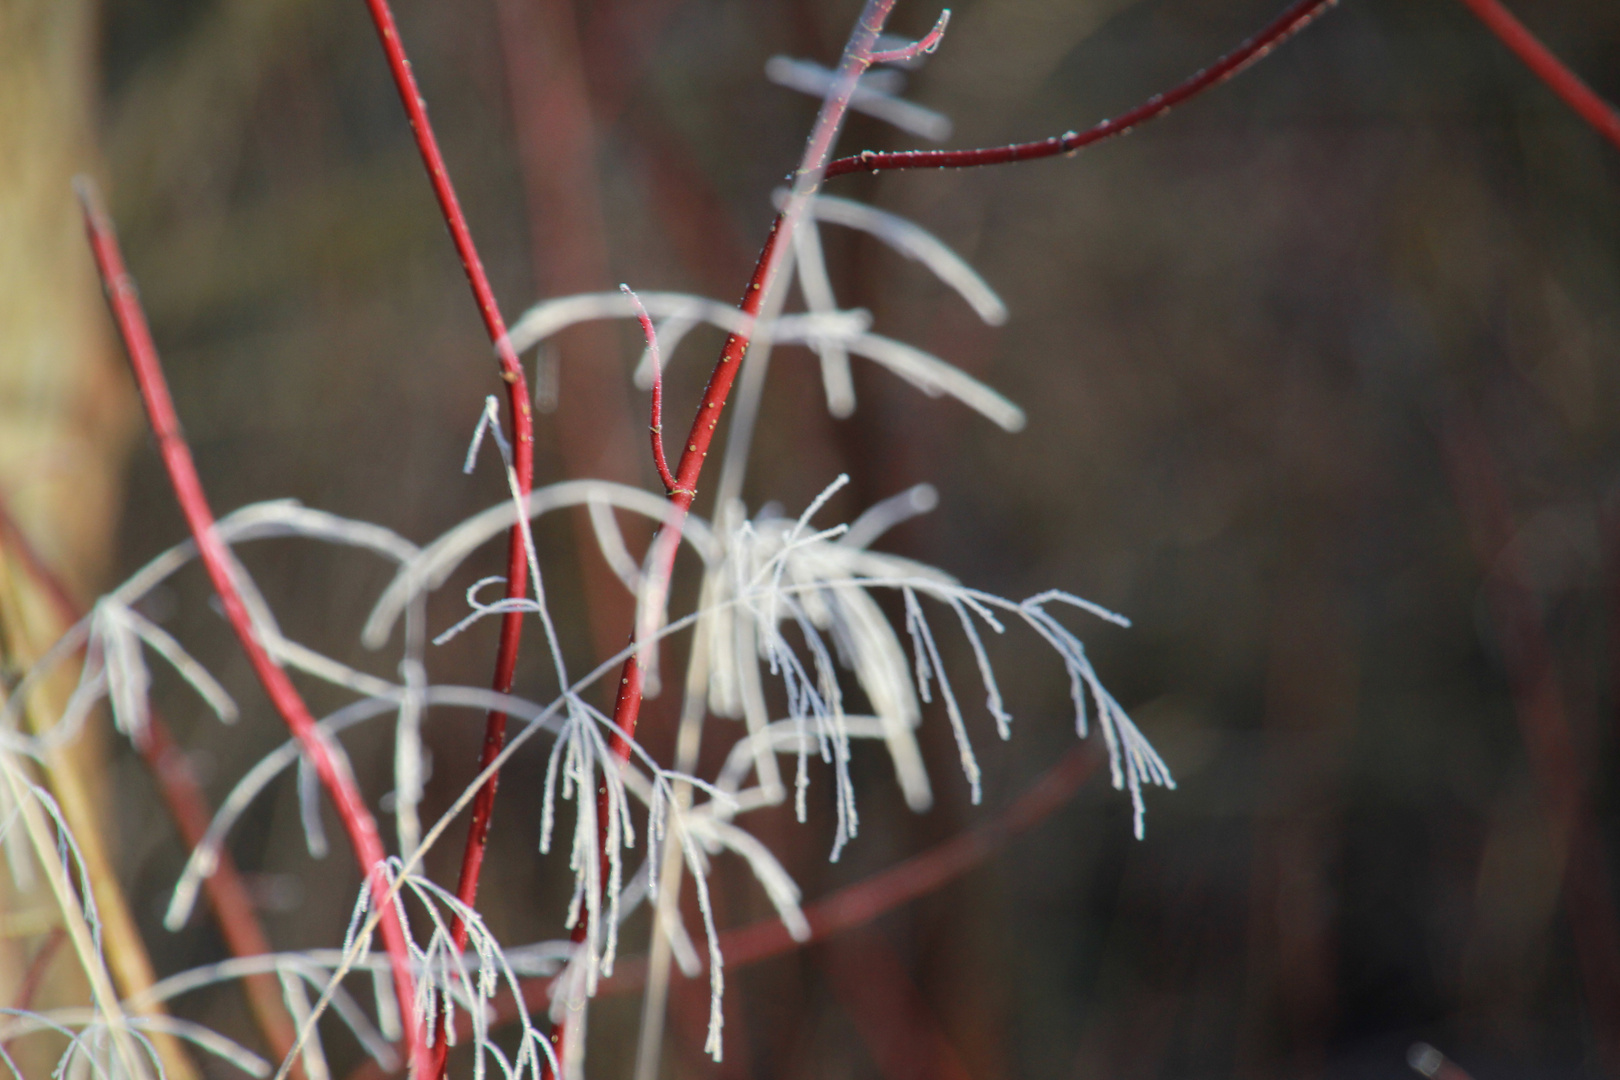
{"left": 342, "top": 860, "right": 562, "bottom": 1080}
{"left": 691, "top": 482, "right": 1172, "bottom": 852}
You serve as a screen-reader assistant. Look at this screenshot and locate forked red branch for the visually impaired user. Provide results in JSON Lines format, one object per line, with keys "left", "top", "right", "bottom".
{"left": 622, "top": 284, "right": 684, "bottom": 496}
{"left": 76, "top": 178, "right": 427, "bottom": 1078}
{"left": 824, "top": 0, "right": 1620, "bottom": 183}
{"left": 825, "top": 0, "right": 1340, "bottom": 180}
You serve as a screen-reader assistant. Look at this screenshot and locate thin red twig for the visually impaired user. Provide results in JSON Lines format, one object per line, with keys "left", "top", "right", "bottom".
{"left": 354, "top": 0, "right": 537, "bottom": 988}
{"left": 1454, "top": 0, "right": 1620, "bottom": 155}
{"left": 622, "top": 285, "right": 682, "bottom": 495}
{"left": 824, "top": 0, "right": 1339, "bottom": 181}
{"left": 0, "top": 497, "right": 302, "bottom": 1071}
{"left": 868, "top": 9, "right": 950, "bottom": 66}
{"left": 77, "top": 179, "right": 427, "bottom": 1077}
{"left": 343, "top": 743, "right": 1099, "bottom": 1080}
{"left": 548, "top": 213, "right": 789, "bottom": 1070}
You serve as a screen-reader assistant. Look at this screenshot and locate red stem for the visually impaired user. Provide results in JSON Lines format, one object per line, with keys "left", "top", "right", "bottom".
{"left": 77, "top": 180, "right": 427, "bottom": 1077}
{"left": 623, "top": 286, "right": 681, "bottom": 495}
{"left": 1454, "top": 0, "right": 1620, "bottom": 154}
{"left": 353, "top": 2, "right": 539, "bottom": 1062}
{"left": 824, "top": 0, "right": 1340, "bottom": 181}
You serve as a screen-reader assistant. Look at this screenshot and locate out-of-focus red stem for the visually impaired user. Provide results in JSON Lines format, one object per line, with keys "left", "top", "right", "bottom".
{"left": 77, "top": 179, "right": 427, "bottom": 1077}
{"left": 492, "top": 0, "right": 640, "bottom": 674}
{"left": 1454, "top": 0, "right": 1620, "bottom": 154}
{"left": 820, "top": 927, "right": 976, "bottom": 1080}
{"left": 825, "top": 0, "right": 1339, "bottom": 180}
{"left": 343, "top": 743, "right": 1098, "bottom": 1080}
{"left": 353, "top": 5, "right": 538, "bottom": 1066}
{"left": 677, "top": 741, "right": 1098, "bottom": 976}
{"left": 136, "top": 715, "right": 305, "bottom": 1069}
{"left": 9, "top": 928, "right": 65, "bottom": 1013}
{"left": 1439, "top": 406, "right": 1620, "bottom": 1069}
{"left": 0, "top": 498, "right": 302, "bottom": 1071}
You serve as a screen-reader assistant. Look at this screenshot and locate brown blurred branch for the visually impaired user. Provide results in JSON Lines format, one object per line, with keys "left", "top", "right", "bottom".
{"left": 1438, "top": 404, "right": 1620, "bottom": 1069}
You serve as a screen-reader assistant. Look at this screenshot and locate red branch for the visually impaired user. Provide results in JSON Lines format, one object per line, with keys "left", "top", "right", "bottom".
{"left": 0, "top": 498, "right": 301, "bottom": 1070}
{"left": 622, "top": 285, "right": 682, "bottom": 495}
{"left": 344, "top": 743, "right": 1099, "bottom": 1080}
{"left": 355, "top": 0, "right": 537, "bottom": 993}
{"left": 77, "top": 180, "right": 427, "bottom": 1077}
{"left": 1454, "top": 0, "right": 1620, "bottom": 154}
{"left": 824, "top": 0, "right": 1339, "bottom": 181}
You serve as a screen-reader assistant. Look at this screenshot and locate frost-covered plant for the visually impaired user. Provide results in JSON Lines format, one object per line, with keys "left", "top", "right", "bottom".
{"left": 42, "top": 0, "right": 1602, "bottom": 1075}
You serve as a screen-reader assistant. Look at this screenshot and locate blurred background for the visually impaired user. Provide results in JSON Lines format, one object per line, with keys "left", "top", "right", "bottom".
{"left": 4, "top": 0, "right": 1620, "bottom": 1076}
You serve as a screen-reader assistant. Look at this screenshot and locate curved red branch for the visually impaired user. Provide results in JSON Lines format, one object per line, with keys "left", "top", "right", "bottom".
{"left": 825, "top": 0, "right": 1339, "bottom": 181}
{"left": 77, "top": 179, "right": 427, "bottom": 1077}
{"left": 622, "top": 285, "right": 682, "bottom": 495}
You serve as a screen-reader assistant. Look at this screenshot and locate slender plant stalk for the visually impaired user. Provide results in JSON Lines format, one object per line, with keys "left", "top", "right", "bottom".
{"left": 353, "top": 4, "right": 539, "bottom": 1016}
{"left": 76, "top": 179, "right": 429, "bottom": 1077}
{"left": 1453, "top": 0, "right": 1620, "bottom": 154}
{"left": 824, "top": 0, "right": 1340, "bottom": 181}
{"left": 0, "top": 497, "right": 303, "bottom": 1072}
{"left": 0, "top": 759, "right": 151, "bottom": 1079}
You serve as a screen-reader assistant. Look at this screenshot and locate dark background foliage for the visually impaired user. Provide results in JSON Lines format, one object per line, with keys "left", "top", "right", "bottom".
{"left": 88, "top": 0, "right": 1620, "bottom": 1076}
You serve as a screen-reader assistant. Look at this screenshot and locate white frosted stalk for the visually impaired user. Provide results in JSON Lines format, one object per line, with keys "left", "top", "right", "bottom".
{"left": 792, "top": 218, "right": 857, "bottom": 417}
{"left": 764, "top": 56, "right": 952, "bottom": 140}
{"left": 842, "top": 483, "right": 938, "bottom": 549}
{"left": 586, "top": 499, "right": 643, "bottom": 593}
{"left": 845, "top": 332, "right": 1025, "bottom": 431}
{"left": 805, "top": 193, "right": 1008, "bottom": 325}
